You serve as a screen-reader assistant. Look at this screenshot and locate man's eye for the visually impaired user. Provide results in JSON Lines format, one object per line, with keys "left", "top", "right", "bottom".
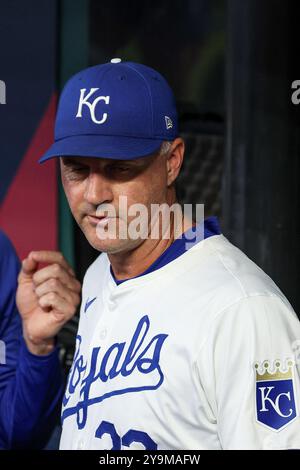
{"left": 65, "top": 166, "right": 89, "bottom": 179}
{"left": 72, "top": 166, "right": 88, "bottom": 172}
{"left": 112, "top": 166, "right": 129, "bottom": 172}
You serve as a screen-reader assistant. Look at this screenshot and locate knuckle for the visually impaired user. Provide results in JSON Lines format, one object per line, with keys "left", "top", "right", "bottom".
{"left": 52, "top": 263, "right": 61, "bottom": 276}
{"left": 34, "top": 285, "right": 41, "bottom": 297}
{"left": 49, "top": 278, "right": 59, "bottom": 290}
{"left": 48, "top": 292, "right": 57, "bottom": 303}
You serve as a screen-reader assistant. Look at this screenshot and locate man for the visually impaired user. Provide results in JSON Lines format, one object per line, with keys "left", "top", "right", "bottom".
{"left": 0, "top": 230, "right": 80, "bottom": 448}
{"left": 38, "top": 59, "right": 300, "bottom": 450}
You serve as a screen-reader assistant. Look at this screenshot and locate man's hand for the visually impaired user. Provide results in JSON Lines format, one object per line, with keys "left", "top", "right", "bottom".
{"left": 17, "top": 251, "right": 81, "bottom": 356}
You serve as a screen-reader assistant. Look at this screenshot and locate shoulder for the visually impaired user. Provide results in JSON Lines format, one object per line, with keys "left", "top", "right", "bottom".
{"left": 196, "top": 293, "right": 300, "bottom": 388}
{"left": 211, "top": 293, "right": 299, "bottom": 336}
{"left": 196, "top": 294, "right": 300, "bottom": 382}
{"left": 189, "top": 234, "right": 289, "bottom": 310}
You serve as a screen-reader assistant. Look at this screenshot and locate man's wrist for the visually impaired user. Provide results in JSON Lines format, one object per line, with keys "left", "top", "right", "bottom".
{"left": 23, "top": 333, "right": 56, "bottom": 356}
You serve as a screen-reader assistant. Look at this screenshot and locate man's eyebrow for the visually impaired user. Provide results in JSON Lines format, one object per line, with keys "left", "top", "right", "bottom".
{"left": 108, "top": 159, "right": 136, "bottom": 164}
{"left": 61, "top": 156, "right": 150, "bottom": 168}
{"left": 109, "top": 155, "right": 155, "bottom": 166}
{"left": 62, "top": 157, "right": 85, "bottom": 165}
{"left": 105, "top": 160, "right": 143, "bottom": 169}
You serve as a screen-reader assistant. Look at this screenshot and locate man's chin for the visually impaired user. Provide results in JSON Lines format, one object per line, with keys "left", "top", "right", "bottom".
{"left": 79, "top": 221, "right": 145, "bottom": 254}
{"left": 83, "top": 233, "right": 132, "bottom": 254}
{"left": 86, "top": 232, "right": 144, "bottom": 255}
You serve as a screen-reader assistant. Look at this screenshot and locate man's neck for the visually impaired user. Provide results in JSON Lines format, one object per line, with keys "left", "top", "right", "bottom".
{"left": 108, "top": 215, "right": 195, "bottom": 281}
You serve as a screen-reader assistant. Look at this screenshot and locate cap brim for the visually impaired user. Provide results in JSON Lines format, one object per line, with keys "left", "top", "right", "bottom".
{"left": 39, "top": 135, "right": 164, "bottom": 163}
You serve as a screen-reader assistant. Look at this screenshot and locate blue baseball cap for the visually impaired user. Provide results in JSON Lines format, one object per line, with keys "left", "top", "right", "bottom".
{"left": 39, "top": 59, "right": 178, "bottom": 162}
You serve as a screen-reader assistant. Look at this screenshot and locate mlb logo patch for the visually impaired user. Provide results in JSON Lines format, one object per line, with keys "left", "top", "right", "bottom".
{"left": 255, "top": 359, "right": 297, "bottom": 431}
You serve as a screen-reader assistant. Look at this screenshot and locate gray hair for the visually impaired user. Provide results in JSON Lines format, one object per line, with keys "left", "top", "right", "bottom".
{"left": 159, "top": 141, "right": 172, "bottom": 156}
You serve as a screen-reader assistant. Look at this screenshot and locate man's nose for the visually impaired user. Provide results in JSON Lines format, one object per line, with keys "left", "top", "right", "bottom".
{"left": 84, "top": 171, "right": 113, "bottom": 205}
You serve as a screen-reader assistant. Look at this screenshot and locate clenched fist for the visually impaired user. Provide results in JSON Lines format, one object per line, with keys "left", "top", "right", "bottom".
{"left": 17, "top": 251, "right": 81, "bottom": 355}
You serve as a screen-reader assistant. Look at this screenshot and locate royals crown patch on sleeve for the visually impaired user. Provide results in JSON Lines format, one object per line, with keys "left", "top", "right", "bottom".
{"left": 255, "top": 359, "right": 298, "bottom": 431}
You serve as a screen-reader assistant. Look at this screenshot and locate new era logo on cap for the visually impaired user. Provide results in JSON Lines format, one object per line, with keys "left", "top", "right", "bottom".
{"left": 39, "top": 59, "right": 178, "bottom": 162}
{"left": 165, "top": 116, "right": 173, "bottom": 130}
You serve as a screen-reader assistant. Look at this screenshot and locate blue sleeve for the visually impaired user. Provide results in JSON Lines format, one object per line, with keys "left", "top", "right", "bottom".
{"left": 0, "top": 231, "right": 63, "bottom": 449}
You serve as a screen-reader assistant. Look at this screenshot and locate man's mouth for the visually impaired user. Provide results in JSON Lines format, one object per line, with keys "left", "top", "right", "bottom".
{"left": 86, "top": 214, "right": 116, "bottom": 226}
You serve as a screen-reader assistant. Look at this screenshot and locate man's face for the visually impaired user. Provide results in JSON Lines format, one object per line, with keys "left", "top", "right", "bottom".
{"left": 60, "top": 150, "right": 173, "bottom": 254}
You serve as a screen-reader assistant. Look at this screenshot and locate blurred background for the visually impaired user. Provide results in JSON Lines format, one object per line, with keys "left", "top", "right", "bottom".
{"left": 0, "top": 0, "right": 300, "bottom": 444}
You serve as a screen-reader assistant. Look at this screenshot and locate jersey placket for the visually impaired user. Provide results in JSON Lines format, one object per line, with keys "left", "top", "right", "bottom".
{"left": 82, "top": 275, "right": 125, "bottom": 448}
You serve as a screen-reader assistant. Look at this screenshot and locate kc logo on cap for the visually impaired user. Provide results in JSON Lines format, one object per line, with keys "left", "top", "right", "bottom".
{"left": 76, "top": 88, "right": 110, "bottom": 125}
{"left": 39, "top": 59, "right": 178, "bottom": 162}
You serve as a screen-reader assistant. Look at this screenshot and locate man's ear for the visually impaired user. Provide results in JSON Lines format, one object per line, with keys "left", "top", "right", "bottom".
{"left": 166, "top": 138, "right": 185, "bottom": 187}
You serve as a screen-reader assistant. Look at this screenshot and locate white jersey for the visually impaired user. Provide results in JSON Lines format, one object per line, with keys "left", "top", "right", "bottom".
{"left": 60, "top": 234, "right": 300, "bottom": 450}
